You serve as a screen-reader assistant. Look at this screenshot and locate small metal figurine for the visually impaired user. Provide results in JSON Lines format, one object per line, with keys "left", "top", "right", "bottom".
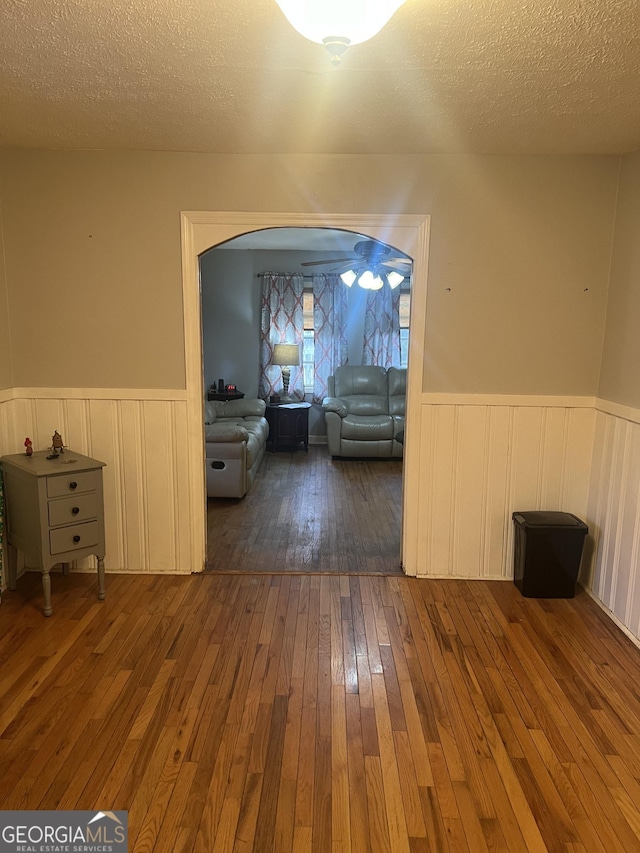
{"left": 50, "top": 430, "right": 66, "bottom": 454}
{"left": 24, "top": 437, "right": 33, "bottom": 457}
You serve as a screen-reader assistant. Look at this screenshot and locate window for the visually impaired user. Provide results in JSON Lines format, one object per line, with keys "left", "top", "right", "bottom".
{"left": 302, "top": 285, "right": 406, "bottom": 390}
{"left": 303, "top": 289, "right": 314, "bottom": 392}
{"left": 399, "top": 291, "right": 410, "bottom": 369}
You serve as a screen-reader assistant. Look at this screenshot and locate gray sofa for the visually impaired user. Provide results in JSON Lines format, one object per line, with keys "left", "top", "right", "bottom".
{"left": 322, "top": 366, "right": 406, "bottom": 458}
{"left": 205, "top": 398, "right": 269, "bottom": 498}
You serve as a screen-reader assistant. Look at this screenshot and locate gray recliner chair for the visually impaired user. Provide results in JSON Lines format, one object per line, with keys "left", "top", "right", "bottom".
{"left": 322, "top": 365, "right": 405, "bottom": 458}
{"left": 205, "top": 398, "right": 269, "bottom": 497}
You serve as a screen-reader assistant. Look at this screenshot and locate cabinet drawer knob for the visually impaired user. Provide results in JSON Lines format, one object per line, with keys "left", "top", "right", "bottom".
{"left": 73, "top": 535, "right": 81, "bottom": 543}
{"left": 69, "top": 481, "right": 78, "bottom": 490}
{"left": 72, "top": 506, "right": 80, "bottom": 515}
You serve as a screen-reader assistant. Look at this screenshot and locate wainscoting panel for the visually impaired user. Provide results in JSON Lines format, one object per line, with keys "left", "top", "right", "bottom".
{"left": 4, "top": 389, "right": 637, "bottom": 642}
{"left": 414, "top": 400, "right": 596, "bottom": 579}
{"left": 588, "top": 409, "right": 640, "bottom": 641}
{"left": 89, "top": 399, "right": 128, "bottom": 572}
{"left": 0, "top": 392, "right": 198, "bottom": 576}
{"left": 118, "top": 401, "right": 148, "bottom": 573}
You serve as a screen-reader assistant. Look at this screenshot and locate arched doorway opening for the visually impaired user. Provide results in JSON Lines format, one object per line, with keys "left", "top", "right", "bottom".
{"left": 180, "top": 212, "right": 430, "bottom": 575}
{"left": 201, "top": 227, "right": 412, "bottom": 574}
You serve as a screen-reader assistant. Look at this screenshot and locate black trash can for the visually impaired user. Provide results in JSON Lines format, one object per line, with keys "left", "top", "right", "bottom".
{"left": 512, "top": 511, "right": 588, "bottom": 598}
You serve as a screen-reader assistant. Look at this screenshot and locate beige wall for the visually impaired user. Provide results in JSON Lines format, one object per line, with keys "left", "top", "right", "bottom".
{"left": 0, "top": 204, "right": 12, "bottom": 390}
{"left": 201, "top": 247, "right": 260, "bottom": 397}
{"left": 0, "top": 150, "right": 619, "bottom": 393}
{"left": 598, "top": 151, "right": 640, "bottom": 409}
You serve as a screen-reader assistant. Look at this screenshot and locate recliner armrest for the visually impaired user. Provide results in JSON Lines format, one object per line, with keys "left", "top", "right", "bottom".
{"left": 205, "top": 423, "right": 249, "bottom": 443}
{"left": 322, "top": 396, "right": 348, "bottom": 417}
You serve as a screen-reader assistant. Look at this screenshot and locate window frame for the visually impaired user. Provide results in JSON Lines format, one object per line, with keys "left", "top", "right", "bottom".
{"left": 302, "top": 288, "right": 315, "bottom": 393}
{"left": 399, "top": 289, "right": 410, "bottom": 369}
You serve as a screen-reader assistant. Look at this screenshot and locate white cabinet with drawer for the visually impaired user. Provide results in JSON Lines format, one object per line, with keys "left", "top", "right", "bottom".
{"left": 1, "top": 449, "right": 106, "bottom": 616}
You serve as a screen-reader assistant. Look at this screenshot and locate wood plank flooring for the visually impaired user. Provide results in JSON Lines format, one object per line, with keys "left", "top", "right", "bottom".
{"left": 207, "top": 446, "right": 403, "bottom": 574}
{"left": 2, "top": 570, "right": 640, "bottom": 851}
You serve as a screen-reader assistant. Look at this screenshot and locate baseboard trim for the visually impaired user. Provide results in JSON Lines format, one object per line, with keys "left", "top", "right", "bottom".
{"left": 582, "top": 584, "right": 640, "bottom": 650}
{"left": 413, "top": 573, "right": 512, "bottom": 581}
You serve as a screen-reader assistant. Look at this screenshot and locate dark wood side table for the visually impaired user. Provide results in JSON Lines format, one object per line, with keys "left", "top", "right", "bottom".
{"left": 207, "top": 391, "right": 245, "bottom": 401}
{"left": 265, "top": 403, "right": 311, "bottom": 452}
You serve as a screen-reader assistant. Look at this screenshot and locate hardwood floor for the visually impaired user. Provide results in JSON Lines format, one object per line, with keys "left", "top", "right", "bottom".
{"left": 207, "top": 446, "right": 404, "bottom": 574}
{"left": 2, "top": 570, "right": 640, "bottom": 851}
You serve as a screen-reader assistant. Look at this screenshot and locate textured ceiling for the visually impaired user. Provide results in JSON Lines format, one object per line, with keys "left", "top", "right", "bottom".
{"left": 1, "top": 0, "right": 639, "bottom": 155}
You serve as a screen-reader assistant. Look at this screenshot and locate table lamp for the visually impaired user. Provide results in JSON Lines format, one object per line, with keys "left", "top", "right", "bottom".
{"left": 272, "top": 343, "right": 300, "bottom": 400}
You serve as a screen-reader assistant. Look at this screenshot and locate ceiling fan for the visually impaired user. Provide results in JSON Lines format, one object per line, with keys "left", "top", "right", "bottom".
{"left": 301, "top": 239, "right": 411, "bottom": 289}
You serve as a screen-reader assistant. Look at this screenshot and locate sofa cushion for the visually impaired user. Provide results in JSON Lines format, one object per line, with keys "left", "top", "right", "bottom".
{"left": 341, "top": 394, "right": 389, "bottom": 416}
{"left": 333, "top": 365, "right": 388, "bottom": 399}
{"left": 209, "top": 398, "right": 266, "bottom": 419}
{"left": 340, "top": 414, "right": 394, "bottom": 441}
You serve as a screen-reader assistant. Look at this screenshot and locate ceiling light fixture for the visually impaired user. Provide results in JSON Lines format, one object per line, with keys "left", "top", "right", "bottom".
{"left": 274, "top": 0, "right": 407, "bottom": 64}
{"left": 340, "top": 267, "right": 405, "bottom": 289}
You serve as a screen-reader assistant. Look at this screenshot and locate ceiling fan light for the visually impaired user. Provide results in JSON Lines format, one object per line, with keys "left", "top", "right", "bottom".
{"left": 357, "top": 269, "right": 376, "bottom": 289}
{"left": 274, "top": 0, "right": 407, "bottom": 48}
{"left": 340, "top": 269, "right": 357, "bottom": 286}
{"left": 386, "top": 270, "right": 405, "bottom": 288}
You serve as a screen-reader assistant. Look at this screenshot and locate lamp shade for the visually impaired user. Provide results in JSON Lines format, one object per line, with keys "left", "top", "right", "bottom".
{"left": 274, "top": 0, "right": 406, "bottom": 47}
{"left": 340, "top": 269, "right": 357, "bottom": 286}
{"left": 386, "top": 270, "right": 405, "bottom": 288}
{"left": 358, "top": 270, "right": 383, "bottom": 290}
{"left": 272, "top": 343, "right": 300, "bottom": 366}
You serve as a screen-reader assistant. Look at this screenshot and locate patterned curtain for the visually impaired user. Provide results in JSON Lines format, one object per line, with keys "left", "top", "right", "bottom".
{"left": 312, "top": 273, "right": 348, "bottom": 403}
{"left": 362, "top": 286, "right": 401, "bottom": 367}
{"left": 259, "top": 273, "right": 305, "bottom": 399}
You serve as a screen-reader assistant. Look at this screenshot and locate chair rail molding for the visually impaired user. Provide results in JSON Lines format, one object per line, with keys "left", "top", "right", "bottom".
{"left": 596, "top": 396, "right": 640, "bottom": 426}
{"left": 1, "top": 387, "right": 187, "bottom": 402}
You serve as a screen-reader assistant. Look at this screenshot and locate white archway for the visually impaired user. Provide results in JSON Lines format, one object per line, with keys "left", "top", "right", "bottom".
{"left": 181, "top": 212, "right": 430, "bottom": 574}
